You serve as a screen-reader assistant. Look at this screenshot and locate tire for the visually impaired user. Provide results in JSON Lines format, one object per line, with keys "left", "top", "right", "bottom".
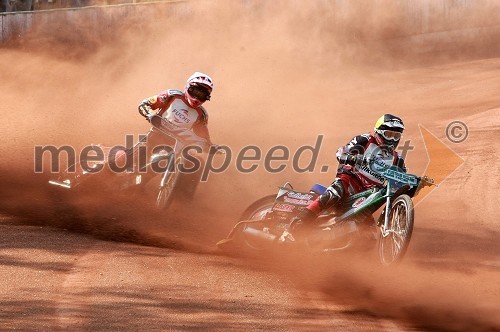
{"left": 378, "top": 194, "right": 414, "bottom": 266}
{"left": 239, "top": 194, "right": 277, "bottom": 220}
{"left": 155, "top": 158, "right": 181, "bottom": 210}
{"left": 217, "top": 194, "right": 277, "bottom": 254}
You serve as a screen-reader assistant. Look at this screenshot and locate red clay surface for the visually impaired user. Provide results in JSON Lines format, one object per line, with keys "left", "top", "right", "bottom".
{"left": 1, "top": 2, "right": 499, "bottom": 331}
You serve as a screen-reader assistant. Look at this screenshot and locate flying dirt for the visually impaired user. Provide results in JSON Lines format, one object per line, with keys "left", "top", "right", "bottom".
{"left": 1, "top": 0, "right": 499, "bottom": 330}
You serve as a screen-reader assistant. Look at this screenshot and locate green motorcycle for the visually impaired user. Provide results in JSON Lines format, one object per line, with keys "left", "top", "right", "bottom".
{"left": 217, "top": 156, "right": 435, "bottom": 265}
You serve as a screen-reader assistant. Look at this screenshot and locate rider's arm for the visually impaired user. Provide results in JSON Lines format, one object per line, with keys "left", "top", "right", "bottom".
{"left": 336, "top": 134, "right": 370, "bottom": 164}
{"left": 138, "top": 92, "right": 169, "bottom": 117}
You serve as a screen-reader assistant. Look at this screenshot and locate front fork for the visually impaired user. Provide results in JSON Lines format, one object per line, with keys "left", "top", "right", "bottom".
{"left": 159, "top": 154, "right": 175, "bottom": 188}
{"left": 382, "top": 182, "right": 392, "bottom": 236}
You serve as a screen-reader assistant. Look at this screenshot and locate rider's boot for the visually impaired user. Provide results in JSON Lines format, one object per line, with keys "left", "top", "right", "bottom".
{"left": 279, "top": 180, "right": 344, "bottom": 244}
{"left": 278, "top": 208, "right": 317, "bottom": 244}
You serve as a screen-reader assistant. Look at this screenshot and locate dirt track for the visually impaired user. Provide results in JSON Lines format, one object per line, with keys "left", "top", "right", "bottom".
{"left": 1, "top": 1, "right": 500, "bottom": 331}
{"left": 2, "top": 217, "right": 418, "bottom": 330}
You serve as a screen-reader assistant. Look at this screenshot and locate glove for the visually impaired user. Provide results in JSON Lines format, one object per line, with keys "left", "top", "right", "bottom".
{"left": 145, "top": 112, "right": 155, "bottom": 121}
{"left": 346, "top": 154, "right": 357, "bottom": 165}
{"left": 139, "top": 104, "right": 153, "bottom": 117}
{"left": 341, "top": 153, "right": 361, "bottom": 166}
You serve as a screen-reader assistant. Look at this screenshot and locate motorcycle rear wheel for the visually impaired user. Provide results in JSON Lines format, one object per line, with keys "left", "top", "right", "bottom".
{"left": 239, "top": 194, "right": 277, "bottom": 220}
{"left": 378, "top": 194, "right": 414, "bottom": 265}
{"left": 217, "top": 195, "right": 277, "bottom": 254}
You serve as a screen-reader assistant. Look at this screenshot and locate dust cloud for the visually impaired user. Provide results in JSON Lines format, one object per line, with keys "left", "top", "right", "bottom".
{"left": 1, "top": 0, "right": 499, "bottom": 331}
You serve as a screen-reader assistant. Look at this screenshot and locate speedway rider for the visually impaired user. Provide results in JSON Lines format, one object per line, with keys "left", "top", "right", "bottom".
{"left": 280, "top": 114, "right": 407, "bottom": 242}
{"left": 100, "top": 72, "right": 217, "bottom": 186}
{"left": 137, "top": 72, "right": 215, "bottom": 150}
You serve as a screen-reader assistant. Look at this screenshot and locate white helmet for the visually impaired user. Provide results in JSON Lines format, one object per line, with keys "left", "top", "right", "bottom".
{"left": 184, "top": 72, "right": 214, "bottom": 108}
{"left": 186, "top": 72, "right": 214, "bottom": 90}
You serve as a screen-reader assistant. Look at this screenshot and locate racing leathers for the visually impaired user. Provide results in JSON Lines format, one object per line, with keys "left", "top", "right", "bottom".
{"left": 132, "top": 89, "right": 214, "bottom": 193}
{"left": 134, "top": 89, "right": 212, "bottom": 157}
{"left": 299, "top": 133, "right": 406, "bottom": 221}
{"left": 138, "top": 89, "right": 212, "bottom": 146}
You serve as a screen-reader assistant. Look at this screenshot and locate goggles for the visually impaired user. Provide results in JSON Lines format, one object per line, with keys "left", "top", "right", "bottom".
{"left": 188, "top": 85, "right": 211, "bottom": 102}
{"left": 377, "top": 129, "right": 402, "bottom": 141}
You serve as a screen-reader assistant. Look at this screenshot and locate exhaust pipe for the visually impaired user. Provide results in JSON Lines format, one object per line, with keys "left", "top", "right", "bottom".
{"left": 242, "top": 227, "right": 277, "bottom": 243}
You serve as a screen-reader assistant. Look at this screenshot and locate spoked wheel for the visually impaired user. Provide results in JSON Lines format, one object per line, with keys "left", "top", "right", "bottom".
{"left": 378, "top": 194, "right": 414, "bottom": 266}
{"left": 240, "top": 194, "right": 277, "bottom": 220}
{"left": 155, "top": 158, "right": 181, "bottom": 210}
{"left": 239, "top": 195, "right": 277, "bottom": 251}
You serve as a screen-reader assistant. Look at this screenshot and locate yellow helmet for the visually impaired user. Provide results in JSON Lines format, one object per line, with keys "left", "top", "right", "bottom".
{"left": 374, "top": 114, "right": 405, "bottom": 132}
{"left": 374, "top": 114, "right": 405, "bottom": 150}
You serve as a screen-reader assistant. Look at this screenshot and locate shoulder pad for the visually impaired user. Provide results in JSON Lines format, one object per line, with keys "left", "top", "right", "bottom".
{"left": 345, "top": 133, "right": 371, "bottom": 154}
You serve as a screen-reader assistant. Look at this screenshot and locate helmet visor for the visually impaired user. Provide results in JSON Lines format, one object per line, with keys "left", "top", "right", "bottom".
{"left": 188, "top": 85, "right": 211, "bottom": 102}
{"left": 378, "top": 129, "right": 402, "bottom": 141}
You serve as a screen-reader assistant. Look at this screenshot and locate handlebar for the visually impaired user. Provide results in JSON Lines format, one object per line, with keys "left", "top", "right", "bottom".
{"left": 420, "top": 175, "right": 436, "bottom": 187}
{"left": 338, "top": 153, "right": 363, "bottom": 166}
{"left": 147, "top": 114, "right": 224, "bottom": 155}
{"left": 148, "top": 114, "right": 208, "bottom": 144}
{"left": 340, "top": 153, "right": 437, "bottom": 188}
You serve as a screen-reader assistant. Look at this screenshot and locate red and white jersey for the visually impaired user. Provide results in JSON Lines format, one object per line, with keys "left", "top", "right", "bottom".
{"left": 336, "top": 133, "right": 406, "bottom": 189}
{"left": 139, "top": 89, "right": 211, "bottom": 142}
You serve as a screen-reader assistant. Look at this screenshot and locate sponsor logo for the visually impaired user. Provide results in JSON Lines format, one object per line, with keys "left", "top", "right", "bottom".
{"left": 283, "top": 196, "right": 314, "bottom": 205}
{"left": 172, "top": 109, "right": 191, "bottom": 124}
{"left": 360, "top": 164, "right": 386, "bottom": 183}
{"left": 352, "top": 197, "right": 367, "bottom": 208}
{"left": 384, "top": 169, "right": 418, "bottom": 185}
{"left": 370, "top": 156, "right": 390, "bottom": 172}
{"left": 148, "top": 96, "right": 158, "bottom": 104}
{"left": 273, "top": 203, "right": 295, "bottom": 212}
{"left": 286, "top": 192, "right": 314, "bottom": 200}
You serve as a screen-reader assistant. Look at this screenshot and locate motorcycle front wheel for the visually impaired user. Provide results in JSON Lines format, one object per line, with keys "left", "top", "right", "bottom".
{"left": 155, "top": 158, "right": 181, "bottom": 210}
{"left": 378, "top": 194, "right": 414, "bottom": 266}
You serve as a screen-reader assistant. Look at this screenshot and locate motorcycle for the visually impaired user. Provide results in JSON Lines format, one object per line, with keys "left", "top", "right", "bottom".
{"left": 217, "top": 156, "right": 435, "bottom": 265}
{"left": 49, "top": 115, "right": 220, "bottom": 210}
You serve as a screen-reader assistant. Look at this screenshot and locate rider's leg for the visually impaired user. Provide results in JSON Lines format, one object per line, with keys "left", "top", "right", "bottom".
{"left": 92, "top": 131, "right": 166, "bottom": 180}
{"left": 280, "top": 178, "right": 347, "bottom": 243}
{"left": 308, "top": 178, "right": 346, "bottom": 215}
{"left": 284, "top": 175, "right": 363, "bottom": 239}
